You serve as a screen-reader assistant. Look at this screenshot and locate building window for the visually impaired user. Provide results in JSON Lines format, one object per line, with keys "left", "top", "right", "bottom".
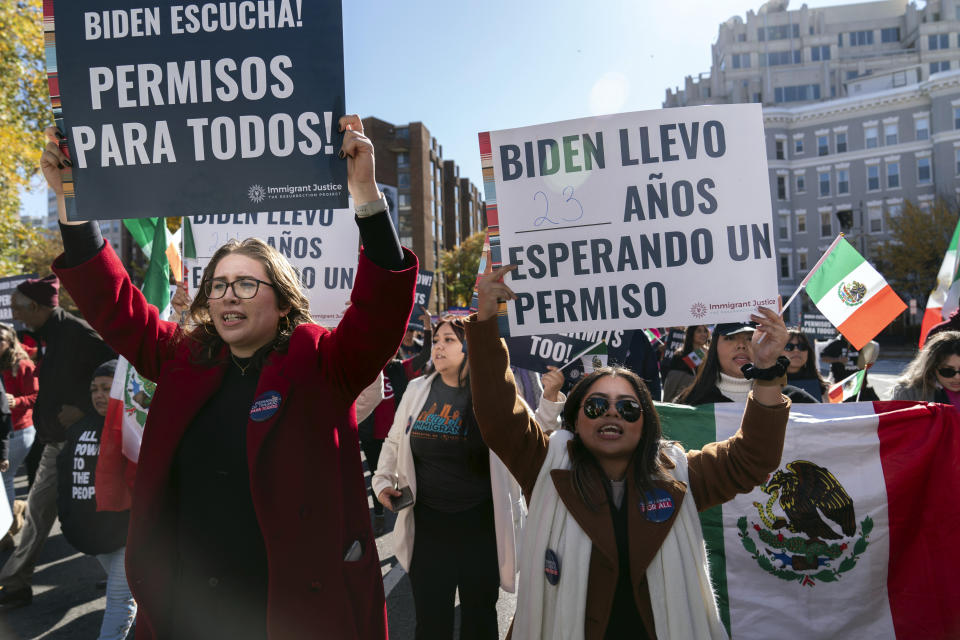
{"left": 398, "top": 193, "right": 411, "bottom": 208}
{"left": 916, "top": 117, "right": 930, "bottom": 140}
{"left": 887, "top": 162, "right": 900, "bottom": 188}
{"left": 759, "top": 24, "right": 800, "bottom": 41}
{"left": 796, "top": 213, "right": 807, "bottom": 233}
{"left": 396, "top": 127, "right": 409, "bottom": 139}
{"left": 868, "top": 207, "right": 883, "bottom": 233}
{"left": 762, "top": 50, "right": 802, "bottom": 66}
{"left": 777, "top": 176, "right": 787, "bottom": 200}
{"left": 775, "top": 139, "right": 785, "bottom": 159}
{"left": 867, "top": 165, "right": 880, "bottom": 191}
{"left": 849, "top": 30, "right": 874, "bottom": 46}
{"left": 838, "top": 33, "right": 843, "bottom": 47}
{"left": 837, "top": 169, "right": 850, "bottom": 194}
{"left": 930, "top": 60, "right": 951, "bottom": 74}
{"left": 794, "top": 137, "right": 804, "bottom": 154}
{"left": 798, "top": 252, "right": 809, "bottom": 271}
{"left": 836, "top": 132, "right": 847, "bottom": 153}
{"left": 956, "top": 148, "right": 960, "bottom": 175}
{"left": 738, "top": 33, "right": 746, "bottom": 42}
{"left": 917, "top": 157, "right": 932, "bottom": 183}
{"left": 796, "top": 174, "right": 806, "bottom": 193}
{"left": 774, "top": 84, "right": 821, "bottom": 103}
{"left": 732, "top": 53, "right": 751, "bottom": 68}
{"left": 396, "top": 152, "right": 409, "bottom": 167}
{"left": 928, "top": 33, "right": 950, "bottom": 50}
{"left": 888, "top": 203, "right": 903, "bottom": 218}
{"left": 397, "top": 172, "right": 410, "bottom": 188}
{"left": 780, "top": 255, "right": 791, "bottom": 279}
{"left": 884, "top": 122, "right": 898, "bottom": 145}
{"left": 820, "top": 212, "right": 832, "bottom": 238}
{"left": 865, "top": 126, "right": 879, "bottom": 148}
{"left": 817, "top": 135, "right": 829, "bottom": 156}
{"left": 954, "top": 106, "right": 960, "bottom": 129}
{"left": 779, "top": 219, "right": 790, "bottom": 240}
{"left": 881, "top": 27, "right": 901, "bottom": 42}
{"left": 819, "top": 171, "right": 831, "bottom": 197}
{"left": 811, "top": 45, "right": 831, "bottom": 61}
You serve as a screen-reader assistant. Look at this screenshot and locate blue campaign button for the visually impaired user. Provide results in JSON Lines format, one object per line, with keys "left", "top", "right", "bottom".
{"left": 544, "top": 549, "right": 561, "bottom": 585}
{"left": 250, "top": 391, "right": 282, "bottom": 422}
{"left": 638, "top": 488, "right": 675, "bottom": 523}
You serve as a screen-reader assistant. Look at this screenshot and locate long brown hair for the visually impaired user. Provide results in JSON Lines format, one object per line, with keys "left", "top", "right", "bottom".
{"left": 186, "top": 238, "right": 314, "bottom": 364}
{"left": 562, "top": 367, "right": 674, "bottom": 509}
{"left": 785, "top": 329, "right": 826, "bottom": 392}
{"left": 0, "top": 324, "right": 29, "bottom": 374}
{"left": 897, "top": 330, "right": 960, "bottom": 398}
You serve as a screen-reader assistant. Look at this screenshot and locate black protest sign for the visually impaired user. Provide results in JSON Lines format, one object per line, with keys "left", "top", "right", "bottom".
{"left": 407, "top": 269, "right": 435, "bottom": 330}
{"left": 506, "top": 328, "right": 632, "bottom": 375}
{"left": 665, "top": 328, "right": 686, "bottom": 353}
{"left": 0, "top": 274, "right": 37, "bottom": 331}
{"left": 801, "top": 312, "right": 835, "bottom": 340}
{"left": 47, "top": 1, "right": 346, "bottom": 221}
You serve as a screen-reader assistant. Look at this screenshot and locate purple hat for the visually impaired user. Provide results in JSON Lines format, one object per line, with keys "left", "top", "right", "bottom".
{"left": 16, "top": 275, "right": 60, "bottom": 308}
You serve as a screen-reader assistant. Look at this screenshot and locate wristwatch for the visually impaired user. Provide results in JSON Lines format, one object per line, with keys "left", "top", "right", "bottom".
{"left": 354, "top": 194, "right": 388, "bottom": 218}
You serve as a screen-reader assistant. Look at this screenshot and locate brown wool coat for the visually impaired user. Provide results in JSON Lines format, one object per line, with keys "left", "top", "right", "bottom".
{"left": 465, "top": 316, "right": 789, "bottom": 640}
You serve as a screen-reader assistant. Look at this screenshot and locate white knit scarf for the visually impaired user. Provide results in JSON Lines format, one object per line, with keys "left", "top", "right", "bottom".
{"left": 513, "top": 431, "right": 727, "bottom": 640}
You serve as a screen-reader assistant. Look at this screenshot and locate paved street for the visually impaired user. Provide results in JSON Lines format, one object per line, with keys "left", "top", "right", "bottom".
{"left": 0, "top": 358, "right": 908, "bottom": 639}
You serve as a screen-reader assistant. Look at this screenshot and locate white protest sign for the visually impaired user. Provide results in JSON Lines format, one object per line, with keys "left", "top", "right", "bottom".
{"left": 479, "top": 104, "right": 778, "bottom": 337}
{"left": 188, "top": 209, "right": 359, "bottom": 326}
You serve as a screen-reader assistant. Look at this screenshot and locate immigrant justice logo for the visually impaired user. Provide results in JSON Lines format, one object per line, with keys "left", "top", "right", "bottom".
{"left": 837, "top": 280, "right": 867, "bottom": 307}
{"left": 248, "top": 184, "right": 267, "bottom": 203}
{"left": 737, "top": 460, "right": 872, "bottom": 587}
{"left": 690, "top": 302, "right": 708, "bottom": 319}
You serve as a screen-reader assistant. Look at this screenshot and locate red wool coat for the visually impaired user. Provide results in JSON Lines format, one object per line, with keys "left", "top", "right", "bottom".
{"left": 53, "top": 243, "right": 417, "bottom": 640}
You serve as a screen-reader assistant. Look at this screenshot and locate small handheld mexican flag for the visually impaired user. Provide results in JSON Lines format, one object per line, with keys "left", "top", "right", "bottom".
{"left": 579, "top": 341, "right": 608, "bottom": 372}
{"left": 802, "top": 236, "right": 906, "bottom": 350}
{"left": 643, "top": 328, "right": 663, "bottom": 345}
{"left": 682, "top": 348, "right": 706, "bottom": 370}
{"left": 919, "top": 217, "right": 960, "bottom": 346}
{"left": 827, "top": 369, "right": 865, "bottom": 403}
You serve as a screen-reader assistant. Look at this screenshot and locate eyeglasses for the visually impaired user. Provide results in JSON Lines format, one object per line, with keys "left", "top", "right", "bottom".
{"left": 582, "top": 396, "right": 643, "bottom": 422}
{"left": 784, "top": 343, "right": 809, "bottom": 352}
{"left": 203, "top": 277, "right": 274, "bottom": 300}
{"left": 937, "top": 367, "right": 960, "bottom": 379}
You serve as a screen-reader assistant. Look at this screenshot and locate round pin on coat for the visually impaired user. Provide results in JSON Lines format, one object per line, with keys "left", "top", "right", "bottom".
{"left": 544, "top": 549, "right": 561, "bottom": 585}
{"left": 250, "top": 391, "right": 282, "bottom": 422}
{"left": 638, "top": 488, "right": 675, "bottom": 523}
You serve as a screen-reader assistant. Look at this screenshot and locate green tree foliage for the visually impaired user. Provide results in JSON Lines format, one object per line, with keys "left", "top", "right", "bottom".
{"left": 0, "top": 0, "right": 53, "bottom": 276}
{"left": 439, "top": 231, "right": 486, "bottom": 308}
{"left": 873, "top": 198, "right": 959, "bottom": 305}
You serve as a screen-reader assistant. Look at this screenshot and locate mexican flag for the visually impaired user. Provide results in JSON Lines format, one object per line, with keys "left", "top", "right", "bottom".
{"left": 827, "top": 369, "right": 865, "bottom": 403}
{"left": 576, "top": 340, "right": 607, "bottom": 373}
{"left": 803, "top": 237, "right": 906, "bottom": 350}
{"left": 643, "top": 328, "right": 663, "bottom": 346}
{"left": 658, "top": 400, "right": 960, "bottom": 639}
{"left": 96, "top": 219, "right": 181, "bottom": 511}
{"left": 918, "top": 218, "right": 960, "bottom": 346}
{"left": 682, "top": 347, "right": 706, "bottom": 370}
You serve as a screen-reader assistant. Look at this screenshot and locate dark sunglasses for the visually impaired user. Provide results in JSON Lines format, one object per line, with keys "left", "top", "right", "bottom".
{"left": 784, "top": 343, "right": 809, "bottom": 352}
{"left": 582, "top": 396, "right": 643, "bottom": 422}
{"left": 937, "top": 367, "right": 960, "bottom": 379}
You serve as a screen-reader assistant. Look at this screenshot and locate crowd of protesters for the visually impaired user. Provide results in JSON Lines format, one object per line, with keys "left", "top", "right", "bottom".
{"left": 0, "top": 120, "right": 957, "bottom": 640}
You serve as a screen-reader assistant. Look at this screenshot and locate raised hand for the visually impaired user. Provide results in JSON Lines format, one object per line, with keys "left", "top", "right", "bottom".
{"left": 541, "top": 366, "right": 564, "bottom": 402}
{"left": 338, "top": 115, "right": 380, "bottom": 206}
{"left": 476, "top": 264, "right": 518, "bottom": 322}
{"left": 750, "top": 299, "right": 789, "bottom": 368}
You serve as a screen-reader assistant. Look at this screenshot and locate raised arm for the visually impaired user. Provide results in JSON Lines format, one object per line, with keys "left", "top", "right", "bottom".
{"left": 688, "top": 304, "right": 791, "bottom": 510}
{"left": 466, "top": 265, "right": 549, "bottom": 500}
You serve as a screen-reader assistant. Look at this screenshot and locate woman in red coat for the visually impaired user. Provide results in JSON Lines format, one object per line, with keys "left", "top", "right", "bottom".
{"left": 41, "top": 116, "right": 417, "bottom": 640}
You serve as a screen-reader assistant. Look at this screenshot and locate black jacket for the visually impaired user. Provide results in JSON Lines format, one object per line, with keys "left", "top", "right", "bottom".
{"left": 34, "top": 307, "right": 115, "bottom": 443}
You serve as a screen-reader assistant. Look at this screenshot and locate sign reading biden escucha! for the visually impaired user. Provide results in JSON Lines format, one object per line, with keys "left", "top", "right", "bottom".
{"left": 478, "top": 104, "right": 778, "bottom": 337}
{"left": 46, "top": 1, "right": 346, "bottom": 221}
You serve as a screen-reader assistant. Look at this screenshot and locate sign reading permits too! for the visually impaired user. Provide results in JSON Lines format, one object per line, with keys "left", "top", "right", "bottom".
{"left": 46, "top": 0, "right": 347, "bottom": 221}
{"left": 479, "top": 105, "right": 779, "bottom": 336}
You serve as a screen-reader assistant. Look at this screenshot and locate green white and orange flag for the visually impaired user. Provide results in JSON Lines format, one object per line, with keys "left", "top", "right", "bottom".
{"left": 658, "top": 400, "right": 960, "bottom": 638}
{"left": 827, "top": 369, "right": 865, "bottom": 403}
{"left": 803, "top": 237, "right": 906, "bottom": 350}
{"left": 919, "top": 218, "right": 960, "bottom": 346}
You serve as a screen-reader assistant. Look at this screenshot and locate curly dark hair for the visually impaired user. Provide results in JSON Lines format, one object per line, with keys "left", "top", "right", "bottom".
{"left": 561, "top": 366, "right": 674, "bottom": 509}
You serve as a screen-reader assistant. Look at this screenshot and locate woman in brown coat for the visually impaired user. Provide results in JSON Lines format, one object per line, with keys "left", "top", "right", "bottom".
{"left": 466, "top": 266, "right": 791, "bottom": 640}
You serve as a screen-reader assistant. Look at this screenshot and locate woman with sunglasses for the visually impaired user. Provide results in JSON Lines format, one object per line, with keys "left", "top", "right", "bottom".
{"left": 783, "top": 329, "right": 827, "bottom": 402}
{"left": 892, "top": 331, "right": 960, "bottom": 410}
{"left": 41, "top": 116, "right": 417, "bottom": 640}
{"left": 466, "top": 265, "right": 790, "bottom": 640}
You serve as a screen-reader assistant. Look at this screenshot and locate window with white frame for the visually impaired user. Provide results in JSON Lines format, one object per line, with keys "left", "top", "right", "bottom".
{"left": 796, "top": 173, "right": 806, "bottom": 192}
{"left": 888, "top": 203, "right": 903, "bottom": 217}
{"left": 867, "top": 164, "right": 880, "bottom": 191}
{"left": 798, "top": 252, "right": 808, "bottom": 272}
{"left": 954, "top": 106, "right": 960, "bottom": 129}
{"left": 777, "top": 175, "right": 787, "bottom": 199}
{"left": 868, "top": 206, "right": 883, "bottom": 233}
{"left": 887, "top": 162, "right": 900, "bottom": 188}
{"left": 836, "top": 132, "right": 848, "bottom": 153}
{"left": 794, "top": 136, "right": 804, "bottom": 154}
{"left": 819, "top": 172, "right": 830, "bottom": 196}
{"left": 865, "top": 126, "right": 879, "bottom": 148}
{"left": 917, "top": 156, "right": 932, "bottom": 183}
{"left": 837, "top": 169, "right": 850, "bottom": 194}
{"left": 820, "top": 211, "right": 832, "bottom": 238}
{"left": 929, "top": 33, "right": 950, "bottom": 49}
{"left": 779, "top": 217, "right": 790, "bottom": 240}
{"left": 780, "top": 254, "right": 791, "bottom": 279}
{"left": 775, "top": 139, "right": 785, "bottom": 159}
{"left": 916, "top": 117, "right": 930, "bottom": 140}
{"left": 884, "top": 122, "right": 898, "bottom": 145}
{"left": 955, "top": 148, "right": 960, "bottom": 175}
{"left": 931, "top": 61, "right": 951, "bottom": 74}
{"left": 817, "top": 135, "right": 829, "bottom": 156}
{"left": 796, "top": 213, "right": 807, "bottom": 233}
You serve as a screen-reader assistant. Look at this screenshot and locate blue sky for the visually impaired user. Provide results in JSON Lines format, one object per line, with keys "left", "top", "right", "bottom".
{"left": 20, "top": 0, "right": 859, "bottom": 219}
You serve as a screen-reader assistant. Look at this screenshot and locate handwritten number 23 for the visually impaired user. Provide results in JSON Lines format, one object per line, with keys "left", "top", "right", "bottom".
{"left": 533, "top": 187, "right": 584, "bottom": 226}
